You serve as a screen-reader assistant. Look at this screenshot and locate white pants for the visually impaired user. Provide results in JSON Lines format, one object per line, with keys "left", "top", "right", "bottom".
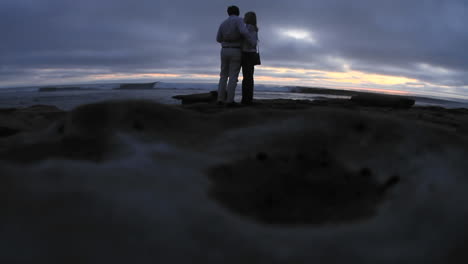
{"left": 218, "top": 48, "right": 242, "bottom": 103}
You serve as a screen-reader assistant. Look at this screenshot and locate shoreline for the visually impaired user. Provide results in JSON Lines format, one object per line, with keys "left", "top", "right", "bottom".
{"left": 2, "top": 83, "right": 467, "bottom": 109}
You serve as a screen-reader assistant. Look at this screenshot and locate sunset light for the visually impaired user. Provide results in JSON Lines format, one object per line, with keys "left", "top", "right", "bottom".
{"left": 277, "top": 28, "right": 317, "bottom": 43}
{"left": 20, "top": 65, "right": 433, "bottom": 96}
{"left": 255, "top": 66, "right": 419, "bottom": 88}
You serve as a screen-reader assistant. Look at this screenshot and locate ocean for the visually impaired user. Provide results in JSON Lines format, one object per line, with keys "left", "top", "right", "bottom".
{"left": 1, "top": 82, "right": 467, "bottom": 110}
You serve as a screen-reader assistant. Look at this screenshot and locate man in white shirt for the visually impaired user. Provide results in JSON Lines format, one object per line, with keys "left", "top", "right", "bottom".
{"left": 216, "top": 6, "right": 256, "bottom": 105}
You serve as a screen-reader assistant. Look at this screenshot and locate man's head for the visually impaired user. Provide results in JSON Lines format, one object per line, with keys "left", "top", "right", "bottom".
{"left": 227, "top": 5, "right": 240, "bottom": 16}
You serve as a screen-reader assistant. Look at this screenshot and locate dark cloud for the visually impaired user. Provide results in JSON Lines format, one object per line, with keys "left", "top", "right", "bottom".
{"left": 1, "top": 0, "right": 468, "bottom": 90}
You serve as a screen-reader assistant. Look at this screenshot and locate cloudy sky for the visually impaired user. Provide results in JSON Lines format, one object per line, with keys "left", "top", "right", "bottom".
{"left": 1, "top": 0, "right": 468, "bottom": 97}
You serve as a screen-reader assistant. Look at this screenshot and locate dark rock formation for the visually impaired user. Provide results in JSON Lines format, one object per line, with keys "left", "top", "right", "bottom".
{"left": 173, "top": 91, "right": 218, "bottom": 104}
{"left": 115, "top": 82, "right": 158, "bottom": 90}
{"left": 290, "top": 86, "right": 358, "bottom": 96}
{"left": 38, "top": 87, "right": 84, "bottom": 92}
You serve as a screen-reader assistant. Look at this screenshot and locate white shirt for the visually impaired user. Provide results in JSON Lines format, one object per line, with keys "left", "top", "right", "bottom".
{"left": 216, "top": 15, "right": 256, "bottom": 48}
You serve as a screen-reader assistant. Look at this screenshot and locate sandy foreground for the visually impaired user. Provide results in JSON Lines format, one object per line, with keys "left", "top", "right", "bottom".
{"left": 1, "top": 96, "right": 468, "bottom": 263}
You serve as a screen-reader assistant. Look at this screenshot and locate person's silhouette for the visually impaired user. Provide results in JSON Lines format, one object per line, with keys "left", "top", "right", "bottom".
{"left": 216, "top": 6, "right": 256, "bottom": 105}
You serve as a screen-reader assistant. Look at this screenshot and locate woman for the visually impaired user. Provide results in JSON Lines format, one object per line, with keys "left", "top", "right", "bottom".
{"left": 241, "top": 11, "right": 259, "bottom": 105}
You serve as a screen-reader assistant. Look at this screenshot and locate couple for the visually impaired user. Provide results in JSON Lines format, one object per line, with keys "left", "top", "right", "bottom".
{"left": 216, "top": 5, "right": 259, "bottom": 106}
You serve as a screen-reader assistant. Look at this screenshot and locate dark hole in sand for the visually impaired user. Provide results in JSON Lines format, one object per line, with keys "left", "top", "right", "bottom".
{"left": 0, "top": 126, "right": 20, "bottom": 137}
{"left": 57, "top": 123, "right": 65, "bottom": 134}
{"left": 207, "top": 151, "right": 398, "bottom": 225}
{"left": 132, "top": 120, "right": 145, "bottom": 131}
{"left": 354, "top": 122, "right": 368, "bottom": 133}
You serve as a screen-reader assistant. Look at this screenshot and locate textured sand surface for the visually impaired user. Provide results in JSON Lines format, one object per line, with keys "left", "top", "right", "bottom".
{"left": 1, "top": 99, "right": 468, "bottom": 263}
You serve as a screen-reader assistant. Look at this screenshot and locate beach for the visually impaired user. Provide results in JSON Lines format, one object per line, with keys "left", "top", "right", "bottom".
{"left": 1, "top": 85, "right": 468, "bottom": 263}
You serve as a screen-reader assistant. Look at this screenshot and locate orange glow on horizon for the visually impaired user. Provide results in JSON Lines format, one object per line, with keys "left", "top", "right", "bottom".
{"left": 86, "top": 69, "right": 416, "bottom": 95}
{"left": 255, "top": 75, "right": 300, "bottom": 82}
{"left": 33, "top": 66, "right": 425, "bottom": 96}
{"left": 257, "top": 66, "right": 418, "bottom": 86}
{"left": 340, "top": 87, "right": 411, "bottom": 95}
{"left": 188, "top": 74, "right": 218, "bottom": 79}
{"left": 89, "top": 73, "right": 180, "bottom": 80}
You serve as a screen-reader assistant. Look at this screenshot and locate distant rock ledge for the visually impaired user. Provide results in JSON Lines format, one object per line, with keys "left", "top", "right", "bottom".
{"left": 173, "top": 91, "right": 415, "bottom": 108}
{"left": 38, "top": 87, "right": 84, "bottom": 92}
{"left": 114, "top": 82, "right": 158, "bottom": 90}
{"left": 172, "top": 91, "right": 218, "bottom": 104}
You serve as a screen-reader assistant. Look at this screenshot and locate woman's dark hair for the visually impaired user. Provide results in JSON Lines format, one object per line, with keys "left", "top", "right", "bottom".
{"left": 244, "top": 12, "right": 258, "bottom": 32}
{"left": 227, "top": 6, "right": 240, "bottom": 16}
